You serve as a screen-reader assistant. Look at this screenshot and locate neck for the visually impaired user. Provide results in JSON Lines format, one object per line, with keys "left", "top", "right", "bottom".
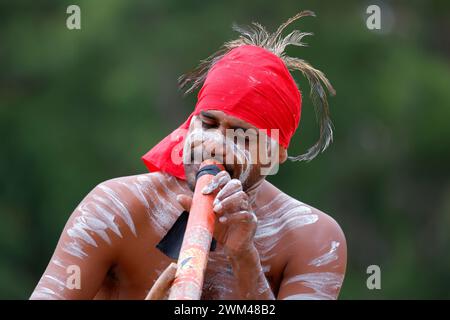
{"left": 246, "top": 178, "right": 265, "bottom": 209}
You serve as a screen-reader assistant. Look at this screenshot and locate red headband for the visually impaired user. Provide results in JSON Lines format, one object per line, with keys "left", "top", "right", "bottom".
{"left": 142, "top": 45, "right": 302, "bottom": 180}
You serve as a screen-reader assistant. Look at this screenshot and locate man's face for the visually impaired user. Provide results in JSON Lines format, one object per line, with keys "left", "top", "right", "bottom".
{"left": 182, "top": 110, "right": 285, "bottom": 191}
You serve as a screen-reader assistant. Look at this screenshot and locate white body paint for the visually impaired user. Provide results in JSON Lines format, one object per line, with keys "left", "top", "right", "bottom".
{"left": 31, "top": 172, "right": 189, "bottom": 299}
{"left": 309, "top": 241, "right": 340, "bottom": 267}
{"left": 254, "top": 193, "right": 317, "bottom": 255}
{"left": 183, "top": 117, "right": 254, "bottom": 183}
{"left": 98, "top": 184, "right": 137, "bottom": 236}
{"left": 136, "top": 174, "right": 183, "bottom": 235}
{"left": 32, "top": 171, "right": 344, "bottom": 300}
{"left": 31, "top": 287, "right": 64, "bottom": 300}
{"left": 283, "top": 272, "right": 344, "bottom": 300}
{"left": 203, "top": 246, "right": 235, "bottom": 299}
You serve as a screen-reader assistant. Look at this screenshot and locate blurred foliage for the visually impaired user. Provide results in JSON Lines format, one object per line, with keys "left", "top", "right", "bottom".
{"left": 0, "top": 0, "right": 449, "bottom": 299}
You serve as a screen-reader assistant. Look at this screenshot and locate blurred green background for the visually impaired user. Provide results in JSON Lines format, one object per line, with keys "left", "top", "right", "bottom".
{"left": 1, "top": 0, "right": 449, "bottom": 299}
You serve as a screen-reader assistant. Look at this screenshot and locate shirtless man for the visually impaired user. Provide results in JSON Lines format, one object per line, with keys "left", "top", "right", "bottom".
{"left": 30, "top": 12, "right": 347, "bottom": 300}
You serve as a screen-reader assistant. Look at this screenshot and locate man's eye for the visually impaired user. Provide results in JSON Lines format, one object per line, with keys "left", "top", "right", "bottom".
{"left": 202, "top": 121, "right": 216, "bottom": 128}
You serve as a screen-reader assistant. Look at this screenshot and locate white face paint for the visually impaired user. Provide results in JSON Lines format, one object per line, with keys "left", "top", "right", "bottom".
{"left": 282, "top": 272, "right": 344, "bottom": 300}
{"left": 183, "top": 116, "right": 253, "bottom": 184}
{"left": 309, "top": 241, "right": 340, "bottom": 267}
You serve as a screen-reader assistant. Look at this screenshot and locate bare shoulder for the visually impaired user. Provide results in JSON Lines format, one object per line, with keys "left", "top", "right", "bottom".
{"left": 287, "top": 197, "right": 347, "bottom": 256}
{"left": 30, "top": 172, "right": 184, "bottom": 300}
{"left": 258, "top": 182, "right": 347, "bottom": 299}
{"left": 257, "top": 181, "right": 347, "bottom": 273}
{"left": 94, "top": 172, "right": 189, "bottom": 236}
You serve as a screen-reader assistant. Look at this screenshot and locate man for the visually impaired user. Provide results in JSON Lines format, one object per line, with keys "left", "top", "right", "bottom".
{"left": 31, "top": 11, "right": 346, "bottom": 300}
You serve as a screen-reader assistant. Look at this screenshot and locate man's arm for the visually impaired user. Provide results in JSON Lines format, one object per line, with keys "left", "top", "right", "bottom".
{"left": 225, "top": 212, "right": 347, "bottom": 300}
{"left": 276, "top": 212, "right": 347, "bottom": 300}
{"left": 228, "top": 244, "right": 275, "bottom": 299}
{"left": 30, "top": 179, "right": 135, "bottom": 299}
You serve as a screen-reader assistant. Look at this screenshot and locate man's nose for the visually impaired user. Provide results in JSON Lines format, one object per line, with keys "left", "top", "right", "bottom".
{"left": 203, "top": 127, "right": 229, "bottom": 160}
{"left": 203, "top": 138, "right": 226, "bottom": 160}
{"left": 215, "top": 124, "right": 227, "bottom": 137}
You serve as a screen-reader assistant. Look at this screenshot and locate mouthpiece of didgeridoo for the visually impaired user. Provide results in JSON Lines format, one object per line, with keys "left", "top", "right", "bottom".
{"left": 168, "top": 159, "right": 225, "bottom": 300}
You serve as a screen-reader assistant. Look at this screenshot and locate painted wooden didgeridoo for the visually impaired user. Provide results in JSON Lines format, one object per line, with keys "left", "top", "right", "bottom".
{"left": 168, "top": 159, "right": 225, "bottom": 300}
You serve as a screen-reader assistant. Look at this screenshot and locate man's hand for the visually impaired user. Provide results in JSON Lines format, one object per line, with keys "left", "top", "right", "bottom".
{"left": 145, "top": 263, "right": 177, "bottom": 300}
{"left": 176, "top": 170, "right": 258, "bottom": 259}
{"left": 177, "top": 171, "right": 275, "bottom": 299}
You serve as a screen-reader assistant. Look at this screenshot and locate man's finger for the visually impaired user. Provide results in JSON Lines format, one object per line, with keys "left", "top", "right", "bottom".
{"left": 213, "top": 191, "right": 249, "bottom": 214}
{"left": 214, "top": 179, "right": 242, "bottom": 204}
{"left": 176, "top": 194, "right": 193, "bottom": 212}
{"left": 218, "top": 210, "right": 257, "bottom": 225}
{"left": 145, "top": 263, "right": 178, "bottom": 300}
{"left": 202, "top": 170, "right": 231, "bottom": 194}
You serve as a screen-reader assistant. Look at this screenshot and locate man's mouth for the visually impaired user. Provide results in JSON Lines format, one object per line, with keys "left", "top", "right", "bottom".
{"left": 224, "top": 164, "right": 235, "bottom": 178}
{"left": 189, "top": 156, "right": 235, "bottom": 179}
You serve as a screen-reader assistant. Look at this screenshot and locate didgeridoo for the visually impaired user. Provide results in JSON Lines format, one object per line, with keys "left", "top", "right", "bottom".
{"left": 168, "top": 159, "right": 225, "bottom": 300}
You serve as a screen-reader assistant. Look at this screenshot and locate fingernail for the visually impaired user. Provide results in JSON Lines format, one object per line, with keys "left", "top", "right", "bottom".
{"left": 219, "top": 216, "right": 227, "bottom": 223}
{"left": 202, "top": 181, "right": 217, "bottom": 194}
{"left": 176, "top": 195, "right": 182, "bottom": 202}
{"left": 214, "top": 202, "right": 222, "bottom": 212}
{"left": 218, "top": 176, "right": 227, "bottom": 186}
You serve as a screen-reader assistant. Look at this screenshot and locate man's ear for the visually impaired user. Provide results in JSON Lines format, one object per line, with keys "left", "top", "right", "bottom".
{"left": 278, "top": 146, "right": 288, "bottom": 164}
